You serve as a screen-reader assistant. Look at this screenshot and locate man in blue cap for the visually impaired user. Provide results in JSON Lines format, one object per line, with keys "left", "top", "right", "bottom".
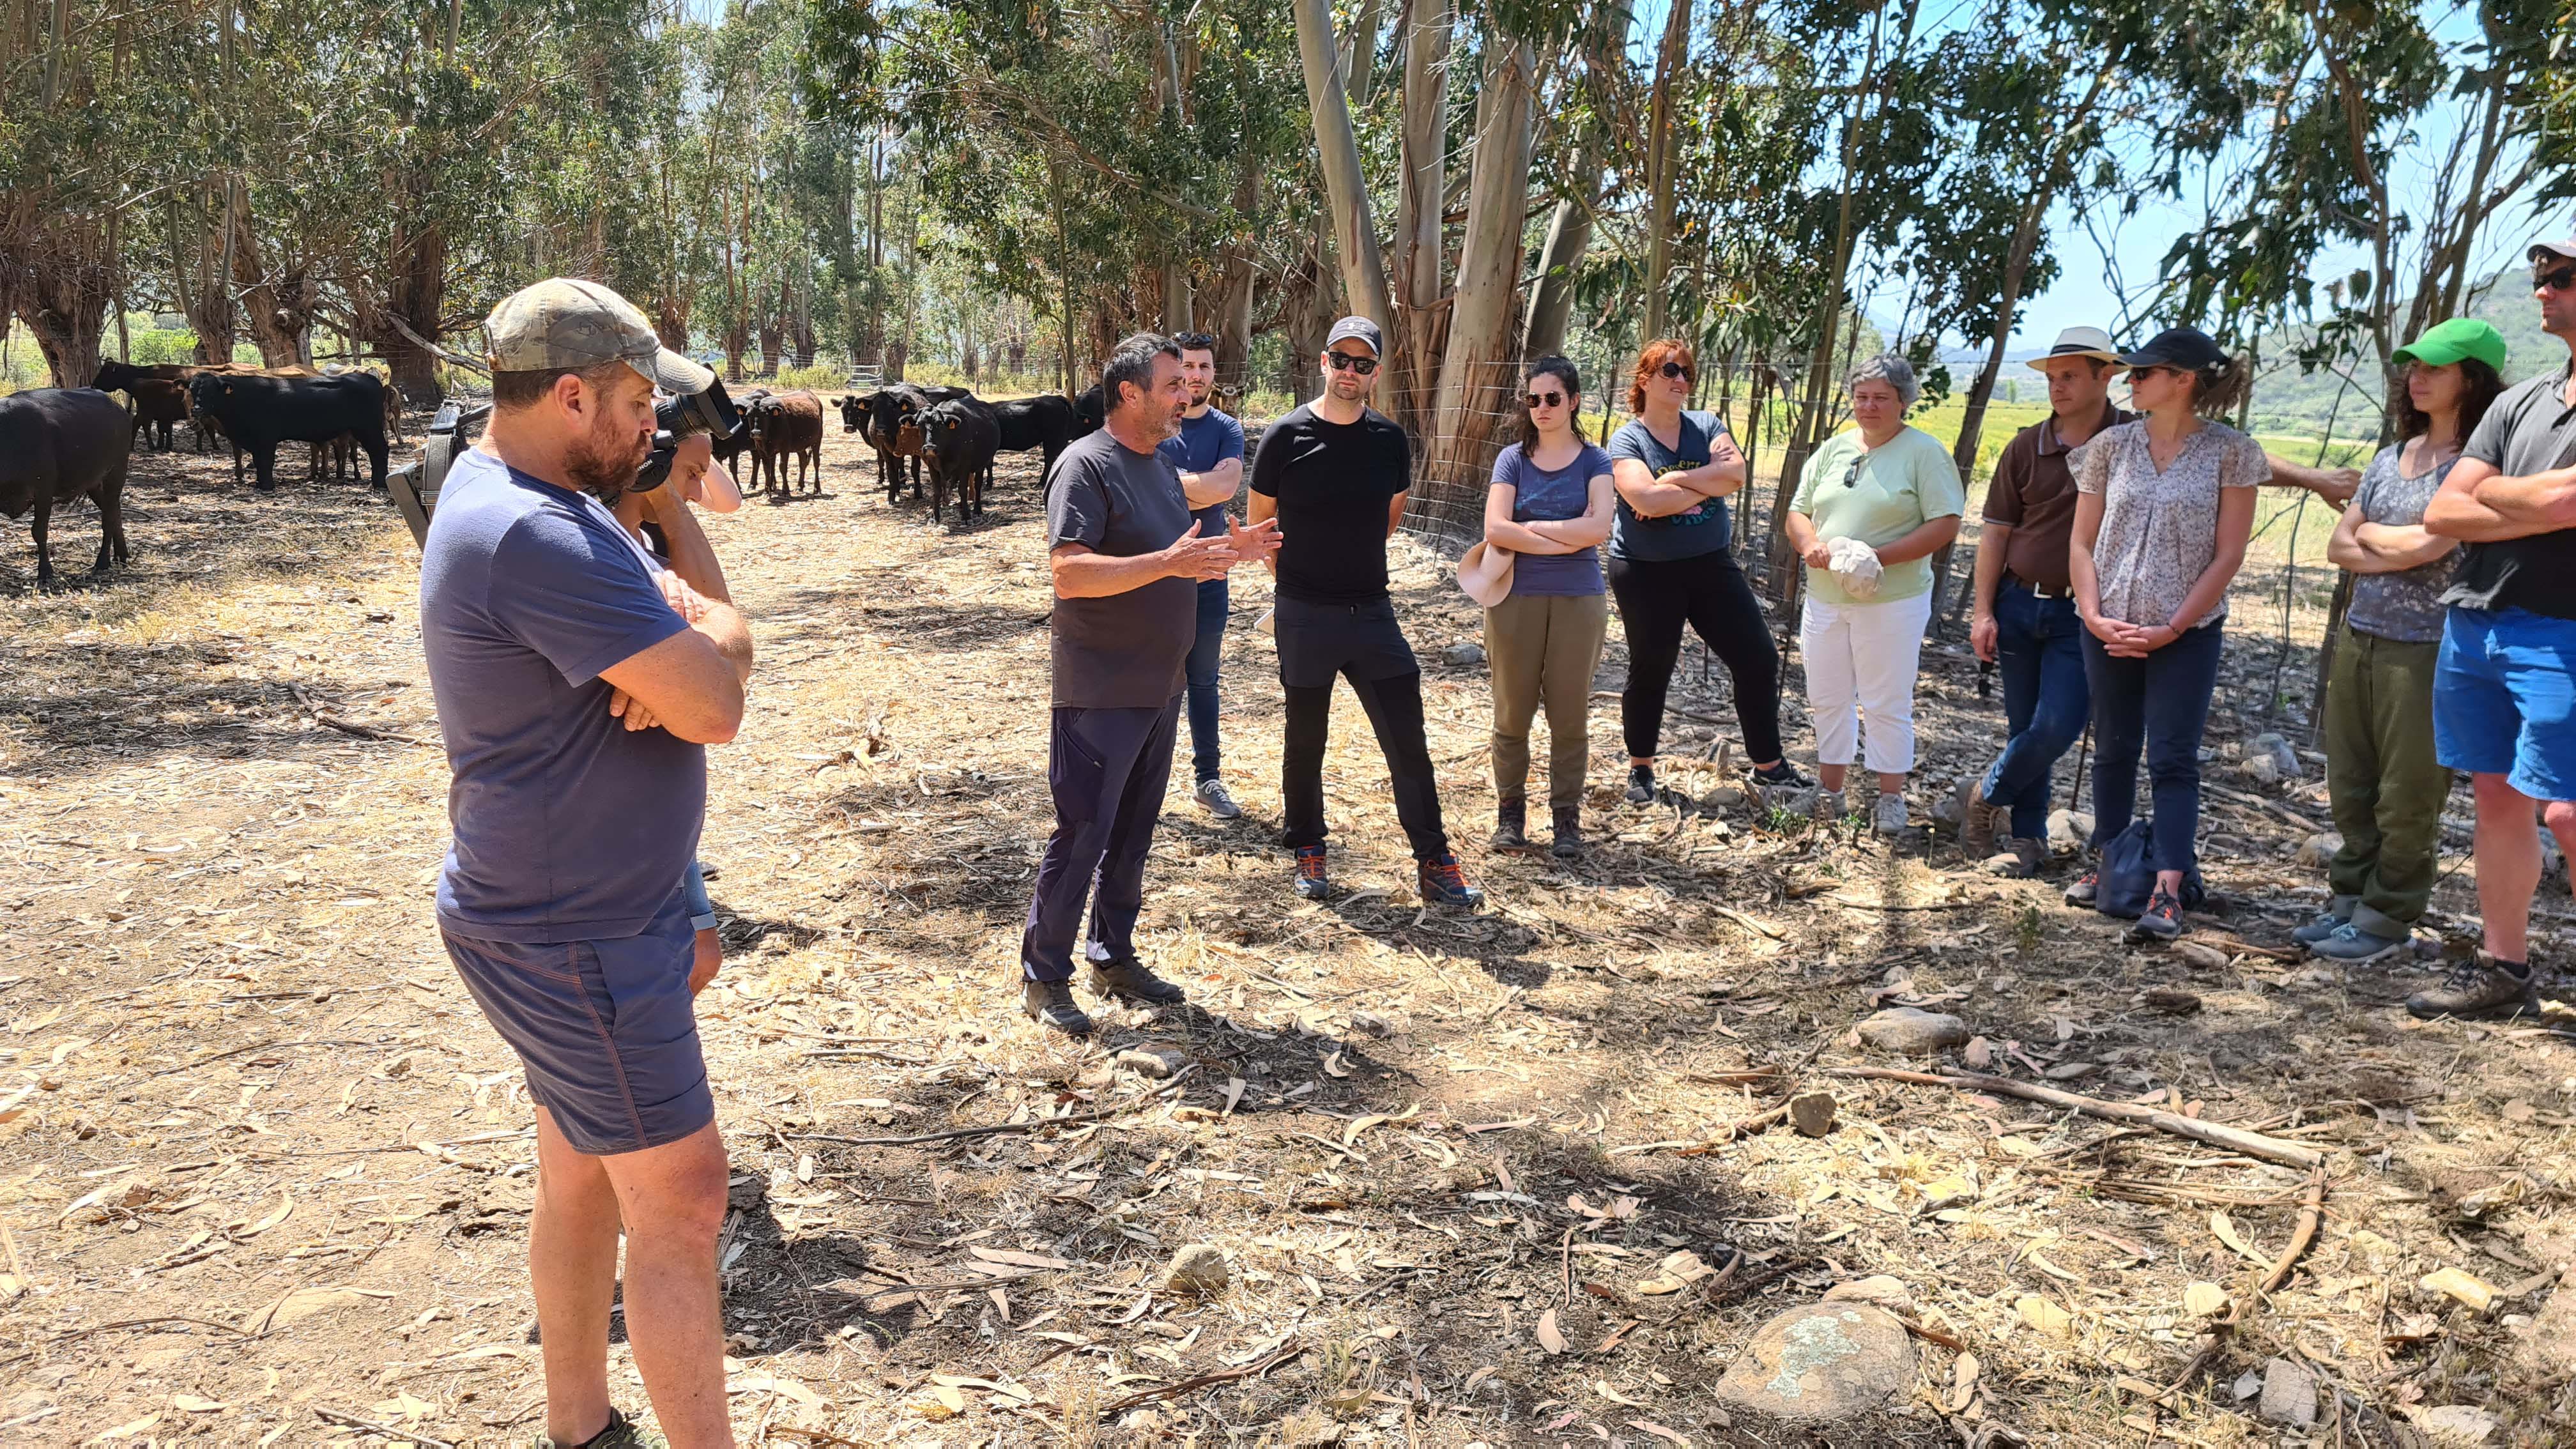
{"left": 2423, "top": 230, "right": 2576, "bottom": 1017}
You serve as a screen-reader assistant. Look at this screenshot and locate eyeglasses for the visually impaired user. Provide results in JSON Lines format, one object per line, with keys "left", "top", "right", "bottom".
{"left": 1657, "top": 362, "right": 1692, "bottom": 380}
{"left": 1324, "top": 352, "right": 1379, "bottom": 375}
{"left": 1525, "top": 390, "right": 1567, "bottom": 410}
{"left": 2536, "top": 264, "right": 2576, "bottom": 294}
{"left": 1174, "top": 332, "right": 1218, "bottom": 351}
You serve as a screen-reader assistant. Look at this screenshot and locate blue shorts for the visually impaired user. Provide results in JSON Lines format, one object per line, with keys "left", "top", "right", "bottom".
{"left": 2435, "top": 605, "right": 2576, "bottom": 803}
{"left": 441, "top": 895, "right": 713, "bottom": 1156}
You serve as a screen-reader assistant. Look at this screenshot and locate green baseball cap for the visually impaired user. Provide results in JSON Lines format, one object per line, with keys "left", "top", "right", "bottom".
{"left": 484, "top": 277, "right": 716, "bottom": 394}
{"left": 2391, "top": 318, "right": 2507, "bottom": 372}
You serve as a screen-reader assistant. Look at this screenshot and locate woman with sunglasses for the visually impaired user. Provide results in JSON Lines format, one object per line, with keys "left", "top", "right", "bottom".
{"left": 1606, "top": 340, "right": 1807, "bottom": 808}
{"left": 1480, "top": 356, "right": 1617, "bottom": 856}
{"left": 2066, "top": 326, "right": 2265, "bottom": 940}
{"left": 1782, "top": 353, "right": 1966, "bottom": 834}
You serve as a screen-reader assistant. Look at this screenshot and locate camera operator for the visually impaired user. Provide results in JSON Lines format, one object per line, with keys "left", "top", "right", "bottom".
{"left": 420, "top": 277, "right": 753, "bottom": 1449}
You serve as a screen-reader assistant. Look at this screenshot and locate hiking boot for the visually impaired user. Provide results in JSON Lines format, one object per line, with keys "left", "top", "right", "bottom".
{"left": 1812, "top": 787, "right": 1845, "bottom": 824}
{"left": 1956, "top": 772, "right": 2004, "bottom": 855}
{"left": 2064, "top": 866, "right": 2098, "bottom": 907}
{"left": 536, "top": 1409, "right": 654, "bottom": 1449}
{"left": 1417, "top": 853, "right": 1484, "bottom": 908}
{"left": 1981, "top": 836, "right": 2046, "bottom": 878}
{"left": 2131, "top": 888, "right": 2184, "bottom": 941}
{"left": 2292, "top": 908, "right": 2352, "bottom": 947}
{"left": 1490, "top": 799, "right": 1533, "bottom": 852}
{"left": 1873, "top": 792, "right": 1910, "bottom": 836}
{"left": 1550, "top": 806, "right": 1584, "bottom": 859}
{"left": 2405, "top": 954, "right": 2538, "bottom": 1020}
{"left": 1292, "top": 845, "right": 1331, "bottom": 900}
{"left": 2308, "top": 923, "right": 2406, "bottom": 966}
{"left": 1749, "top": 760, "right": 1811, "bottom": 791}
{"left": 1625, "top": 764, "right": 1657, "bottom": 805}
{"left": 1193, "top": 778, "right": 1243, "bottom": 819}
{"left": 1087, "top": 954, "right": 1186, "bottom": 1005}
{"left": 1020, "top": 977, "right": 1093, "bottom": 1036}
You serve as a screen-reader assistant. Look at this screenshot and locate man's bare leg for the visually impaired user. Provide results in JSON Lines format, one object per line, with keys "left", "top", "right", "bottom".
{"left": 2474, "top": 772, "right": 2543, "bottom": 963}
{"left": 600, "top": 1120, "right": 735, "bottom": 1448}
{"left": 530, "top": 1106, "right": 620, "bottom": 1445}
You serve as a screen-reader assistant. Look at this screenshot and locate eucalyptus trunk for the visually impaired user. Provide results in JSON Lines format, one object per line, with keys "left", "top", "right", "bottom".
{"left": 1641, "top": 0, "right": 1695, "bottom": 339}
{"left": 1289, "top": 0, "right": 1394, "bottom": 338}
{"left": 1390, "top": 0, "right": 1452, "bottom": 436}
{"left": 1416, "top": 37, "right": 1537, "bottom": 539}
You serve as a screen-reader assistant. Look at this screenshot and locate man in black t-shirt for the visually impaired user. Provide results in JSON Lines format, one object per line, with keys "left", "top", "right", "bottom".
{"left": 1246, "top": 316, "right": 1482, "bottom": 908}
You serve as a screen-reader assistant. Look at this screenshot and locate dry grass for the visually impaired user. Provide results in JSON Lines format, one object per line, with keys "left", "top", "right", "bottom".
{"left": 2, "top": 425, "right": 2573, "bottom": 1446}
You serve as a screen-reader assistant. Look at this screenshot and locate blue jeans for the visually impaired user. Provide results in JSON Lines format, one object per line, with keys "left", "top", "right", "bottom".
{"left": 1981, "top": 580, "right": 2090, "bottom": 839}
{"left": 1186, "top": 579, "right": 1228, "bottom": 783}
{"left": 2434, "top": 605, "right": 2576, "bottom": 803}
{"left": 2082, "top": 621, "right": 2225, "bottom": 875}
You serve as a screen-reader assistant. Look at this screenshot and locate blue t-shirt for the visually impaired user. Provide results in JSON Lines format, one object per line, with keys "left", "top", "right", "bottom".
{"left": 1158, "top": 408, "right": 1247, "bottom": 535}
{"left": 1606, "top": 410, "right": 1733, "bottom": 561}
{"left": 420, "top": 448, "right": 704, "bottom": 944}
{"left": 1491, "top": 441, "right": 1611, "bottom": 596}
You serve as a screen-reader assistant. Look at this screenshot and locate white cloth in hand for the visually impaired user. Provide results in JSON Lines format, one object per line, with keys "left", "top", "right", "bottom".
{"left": 1825, "top": 535, "right": 1884, "bottom": 600}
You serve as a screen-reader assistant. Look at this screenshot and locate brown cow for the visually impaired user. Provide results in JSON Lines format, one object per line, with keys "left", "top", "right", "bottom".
{"left": 125, "top": 378, "right": 190, "bottom": 451}
{"left": 746, "top": 390, "right": 824, "bottom": 499}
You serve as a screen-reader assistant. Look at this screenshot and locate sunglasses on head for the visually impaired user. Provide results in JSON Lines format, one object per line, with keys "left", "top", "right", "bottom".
{"left": 1324, "top": 351, "right": 1379, "bottom": 375}
{"left": 2536, "top": 263, "right": 2576, "bottom": 294}
{"left": 1657, "top": 362, "right": 1692, "bottom": 380}
{"left": 1525, "top": 390, "right": 1567, "bottom": 410}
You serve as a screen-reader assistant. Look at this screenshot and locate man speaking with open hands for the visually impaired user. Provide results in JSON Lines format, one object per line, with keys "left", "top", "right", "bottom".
{"left": 420, "top": 277, "right": 754, "bottom": 1449}
{"left": 1020, "top": 332, "right": 1279, "bottom": 1035}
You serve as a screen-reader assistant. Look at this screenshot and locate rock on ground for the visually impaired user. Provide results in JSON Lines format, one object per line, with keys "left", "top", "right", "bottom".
{"left": 2295, "top": 831, "right": 2344, "bottom": 868}
{"left": 1160, "top": 1242, "right": 1229, "bottom": 1296}
{"left": 1712, "top": 1302, "right": 1915, "bottom": 1422}
{"left": 2047, "top": 808, "right": 2094, "bottom": 854}
{"left": 2258, "top": 1356, "right": 2318, "bottom": 1429}
{"left": 1443, "top": 641, "right": 1485, "bottom": 666}
{"left": 1857, "top": 1008, "right": 1969, "bottom": 1054}
{"left": 1114, "top": 1043, "right": 1188, "bottom": 1079}
{"left": 1820, "top": 1275, "right": 1914, "bottom": 1314}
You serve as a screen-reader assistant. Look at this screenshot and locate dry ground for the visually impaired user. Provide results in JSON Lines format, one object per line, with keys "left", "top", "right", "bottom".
{"left": 6, "top": 418, "right": 2576, "bottom": 1448}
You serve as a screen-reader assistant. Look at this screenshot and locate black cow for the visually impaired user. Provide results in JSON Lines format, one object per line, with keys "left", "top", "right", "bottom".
{"left": 917, "top": 395, "right": 1000, "bottom": 526}
{"left": 0, "top": 388, "right": 132, "bottom": 587}
{"left": 185, "top": 371, "right": 390, "bottom": 492}
{"left": 992, "top": 393, "right": 1078, "bottom": 480}
{"left": 714, "top": 387, "right": 767, "bottom": 474}
{"left": 1071, "top": 382, "right": 1105, "bottom": 438}
{"left": 862, "top": 384, "right": 969, "bottom": 503}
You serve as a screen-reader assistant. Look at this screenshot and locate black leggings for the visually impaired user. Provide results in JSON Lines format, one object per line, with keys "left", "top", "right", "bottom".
{"left": 1606, "top": 551, "right": 1783, "bottom": 764}
{"left": 1281, "top": 671, "right": 1449, "bottom": 860}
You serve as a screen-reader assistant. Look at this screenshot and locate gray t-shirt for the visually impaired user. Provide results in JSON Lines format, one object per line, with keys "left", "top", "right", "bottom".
{"left": 420, "top": 448, "right": 702, "bottom": 944}
{"left": 1045, "top": 427, "right": 1197, "bottom": 709}
{"left": 1606, "top": 410, "right": 1732, "bottom": 560}
{"left": 2442, "top": 362, "right": 2576, "bottom": 618}
{"left": 2345, "top": 442, "right": 2460, "bottom": 645}
{"left": 1491, "top": 441, "right": 1611, "bottom": 595}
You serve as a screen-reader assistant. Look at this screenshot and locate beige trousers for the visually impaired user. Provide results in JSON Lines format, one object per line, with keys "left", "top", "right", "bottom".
{"left": 1485, "top": 592, "right": 1610, "bottom": 809}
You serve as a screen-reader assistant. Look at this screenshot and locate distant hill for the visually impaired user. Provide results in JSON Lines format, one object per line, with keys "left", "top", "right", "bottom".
{"left": 2241, "top": 270, "right": 2564, "bottom": 436}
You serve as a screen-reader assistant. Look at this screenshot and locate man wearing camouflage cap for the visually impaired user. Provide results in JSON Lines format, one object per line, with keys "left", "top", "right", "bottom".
{"left": 420, "top": 277, "right": 753, "bottom": 1447}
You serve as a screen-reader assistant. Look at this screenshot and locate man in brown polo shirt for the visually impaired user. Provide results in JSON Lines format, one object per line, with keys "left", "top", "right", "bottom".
{"left": 1960, "top": 328, "right": 2131, "bottom": 873}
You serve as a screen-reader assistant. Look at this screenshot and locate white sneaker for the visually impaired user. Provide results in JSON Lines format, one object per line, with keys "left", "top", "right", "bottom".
{"left": 1873, "top": 792, "right": 1909, "bottom": 836}
{"left": 1812, "top": 788, "right": 1845, "bottom": 824}
{"left": 1193, "top": 778, "right": 1242, "bottom": 819}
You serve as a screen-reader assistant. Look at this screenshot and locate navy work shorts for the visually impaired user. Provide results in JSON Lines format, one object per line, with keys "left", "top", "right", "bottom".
{"left": 441, "top": 894, "right": 713, "bottom": 1156}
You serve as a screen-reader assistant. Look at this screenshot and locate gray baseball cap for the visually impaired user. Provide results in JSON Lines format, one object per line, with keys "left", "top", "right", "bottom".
{"left": 484, "top": 278, "right": 715, "bottom": 394}
{"left": 2533, "top": 235, "right": 2576, "bottom": 264}
{"left": 1325, "top": 316, "right": 1383, "bottom": 356}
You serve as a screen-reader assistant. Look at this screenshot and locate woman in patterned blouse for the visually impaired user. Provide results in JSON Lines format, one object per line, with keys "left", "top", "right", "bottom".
{"left": 2066, "top": 326, "right": 2266, "bottom": 940}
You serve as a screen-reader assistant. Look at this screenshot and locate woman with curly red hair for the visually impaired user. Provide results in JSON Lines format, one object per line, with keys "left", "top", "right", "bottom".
{"left": 1604, "top": 339, "right": 1807, "bottom": 805}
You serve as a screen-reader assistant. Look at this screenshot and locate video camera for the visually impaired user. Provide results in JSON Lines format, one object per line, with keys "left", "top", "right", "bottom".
{"left": 634, "top": 378, "right": 748, "bottom": 494}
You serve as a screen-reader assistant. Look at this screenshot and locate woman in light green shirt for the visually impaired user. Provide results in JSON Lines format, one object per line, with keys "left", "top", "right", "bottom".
{"left": 1783, "top": 354, "right": 1966, "bottom": 834}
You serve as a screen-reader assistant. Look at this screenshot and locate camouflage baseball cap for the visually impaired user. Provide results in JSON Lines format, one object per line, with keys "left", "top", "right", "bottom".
{"left": 484, "top": 278, "right": 715, "bottom": 394}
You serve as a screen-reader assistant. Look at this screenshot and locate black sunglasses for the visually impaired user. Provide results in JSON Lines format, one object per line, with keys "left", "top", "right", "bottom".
{"left": 1324, "top": 351, "right": 1379, "bottom": 375}
{"left": 1658, "top": 362, "right": 1692, "bottom": 380}
{"left": 1840, "top": 459, "right": 1863, "bottom": 489}
{"left": 2537, "top": 264, "right": 2576, "bottom": 294}
{"left": 1525, "top": 390, "right": 1567, "bottom": 409}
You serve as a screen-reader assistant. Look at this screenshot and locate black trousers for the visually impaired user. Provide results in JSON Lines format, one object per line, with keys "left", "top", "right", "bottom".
{"left": 1273, "top": 595, "right": 1448, "bottom": 859}
{"left": 1606, "top": 551, "right": 1784, "bottom": 764}
{"left": 1019, "top": 700, "right": 1179, "bottom": 983}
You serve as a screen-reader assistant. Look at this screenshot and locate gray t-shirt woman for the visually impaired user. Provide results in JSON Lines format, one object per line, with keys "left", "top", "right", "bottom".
{"left": 2344, "top": 443, "right": 2460, "bottom": 645}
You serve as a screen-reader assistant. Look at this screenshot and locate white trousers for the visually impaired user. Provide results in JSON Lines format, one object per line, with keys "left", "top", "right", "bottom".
{"left": 1800, "top": 589, "right": 1932, "bottom": 776}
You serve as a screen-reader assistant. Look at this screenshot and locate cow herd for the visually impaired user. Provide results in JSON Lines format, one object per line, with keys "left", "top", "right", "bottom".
{"left": 833, "top": 382, "right": 1094, "bottom": 525}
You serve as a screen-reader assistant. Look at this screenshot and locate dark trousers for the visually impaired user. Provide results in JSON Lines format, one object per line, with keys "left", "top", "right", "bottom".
{"left": 2082, "top": 621, "right": 2225, "bottom": 875}
{"left": 1981, "top": 579, "right": 2092, "bottom": 839}
{"left": 1020, "top": 700, "right": 1179, "bottom": 983}
{"left": 1282, "top": 671, "right": 1449, "bottom": 859}
{"left": 1185, "top": 578, "right": 1228, "bottom": 783}
{"left": 1606, "top": 551, "right": 1784, "bottom": 764}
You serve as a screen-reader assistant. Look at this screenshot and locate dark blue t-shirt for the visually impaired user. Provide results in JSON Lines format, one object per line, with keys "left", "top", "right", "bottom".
{"left": 1490, "top": 441, "right": 1611, "bottom": 596}
{"left": 420, "top": 448, "right": 703, "bottom": 944}
{"left": 1158, "top": 408, "right": 1247, "bottom": 534}
{"left": 1606, "top": 410, "right": 1733, "bottom": 561}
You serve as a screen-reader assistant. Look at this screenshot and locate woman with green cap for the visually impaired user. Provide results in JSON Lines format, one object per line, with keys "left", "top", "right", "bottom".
{"left": 2307, "top": 318, "right": 2509, "bottom": 963}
